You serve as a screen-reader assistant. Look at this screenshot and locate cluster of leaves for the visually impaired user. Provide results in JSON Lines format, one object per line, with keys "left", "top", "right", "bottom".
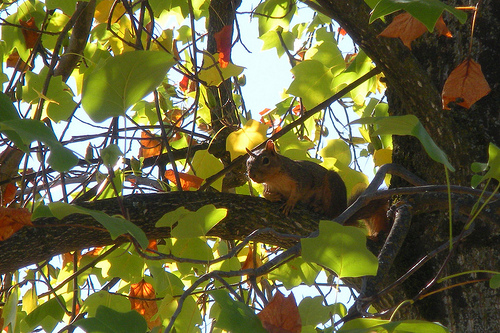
{"left": 0, "top": 0, "right": 498, "bottom": 332}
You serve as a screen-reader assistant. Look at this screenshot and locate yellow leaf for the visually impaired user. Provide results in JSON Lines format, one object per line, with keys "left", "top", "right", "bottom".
{"left": 191, "top": 150, "right": 224, "bottom": 192}
{"left": 373, "top": 148, "right": 392, "bottom": 166}
{"left": 198, "top": 53, "right": 244, "bottom": 87}
{"left": 226, "top": 120, "right": 268, "bottom": 160}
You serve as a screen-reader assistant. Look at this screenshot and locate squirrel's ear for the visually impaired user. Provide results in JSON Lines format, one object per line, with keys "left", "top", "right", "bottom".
{"left": 265, "top": 140, "right": 276, "bottom": 153}
{"left": 246, "top": 147, "right": 256, "bottom": 157}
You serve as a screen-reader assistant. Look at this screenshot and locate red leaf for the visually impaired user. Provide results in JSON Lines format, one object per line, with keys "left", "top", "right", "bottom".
{"left": 19, "top": 17, "right": 40, "bottom": 49}
{"left": 378, "top": 12, "right": 427, "bottom": 49}
{"left": 337, "top": 27, "right": 347, "bottom": 36}
{"left": 164, "top": 170, "right": 204, "bottom": 190}
{"left": 179, "top": 75, "right": 190, "bottom": 92}
{"left": 442, "top": 58, "right": 491, "bottom": 109}
{"left": 257, "top": 291, "right": 302, "bottom": 333}
{"left": 214, "top": 25, "right": 233, "bottom": 68}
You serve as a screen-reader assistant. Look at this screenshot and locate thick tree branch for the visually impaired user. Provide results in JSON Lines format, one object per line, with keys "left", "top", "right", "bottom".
{"left": 1, "top": 186, "right": 498, "bottom": 274}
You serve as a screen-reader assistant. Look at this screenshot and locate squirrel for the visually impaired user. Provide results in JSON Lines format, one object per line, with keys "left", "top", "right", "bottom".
{"left": 246, "top": 140, "right": 388, "bottom": 237}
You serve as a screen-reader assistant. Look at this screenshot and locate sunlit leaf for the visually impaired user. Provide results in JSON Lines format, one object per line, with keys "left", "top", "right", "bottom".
{"left": 442, "top": 58, "right": 491, "bottom": 110}
{"left": 319, "top": 139, "right": 352, "bottom": 166}
{"left": 191, "top": 149, "right": 224, "bottom": 191}
{"left": 170, "top": 205, "right": 227, "bottom": 238}
{"left": 269, "top": 257, "right": 320, "bottom": 289}
{"left": 82, "top": 51, "right": 176, "bottom": 122}
{"left": 197, "top": 52, "right": 244, "bottom": 87}
{"left": 302, "top": 221, "right": 378, "bottom": 278}
{"left": 254, "top": 0, "right": 296, "bottom": 36}
{"left": 227, "top": 119, "right": 268, "bottom": 160}
{"left": 287, "top": 59, "right": 336, "bottom": 110}
{"left": 260, "top": 29, "right": 295, "bottom": 57}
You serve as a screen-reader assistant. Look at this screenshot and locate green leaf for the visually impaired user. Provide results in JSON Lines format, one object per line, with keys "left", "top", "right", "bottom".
{"left": 156, "top": 207, "right": 192, "bottom": 228}
{"left": 254, "top": 0, "right": 296, "bottom": 36}
{"left": 75, "top": 305, "right": 147, "bottom": 333}
{"left": 82, "top": 50, "right": 176, "bottom": 122}
{"left": 260, "top": 29, "right": 295, "bottom": 58}
{"left": 80, "top": 291, "right": 131, "bottom": 317}
{"left": 287, "top": 60, "right": 336, "bottom": 110}
{"left": 171, "top": 205, "right": 227, "bottom": 239}
{"left": 269, "top": 257, "right": 320, "bottom": 289}
{"left": 305, "top": 41, "right": 345, "bottom": 76}
{"left": 0, "top": 92, "right": 19, "bottom": 121}
{"left": 46, "top": 0, "right": 77, "bottom": 15}
{"left": 98, "top": 250, "right": 144, "bottom": 282}
{"left": 0, "top": 119, "right": 78, "bottom": 172}
{"left": 302, "top": 221, "right": 378, "bottom": 278}
{"left": 320, "top": 139, "right": 352, "bottom": 166}
{"left": 21, "top": 67, "right": 77, "bottom": 122}
{"left": 158, "top": 294, "right": 202, "bottom": 333}
{"left": 48, "top": 202, "right": 149, "bottom": 249}
{"left": 339, "top": 318, "right": 449, "bottom": 333}
{"left": 490, "top": 274, "right": 500, "bottom": 289}
{"left": 101, "top": 144, "right": 123, "bottom": 166}
{"left": 22, "top": 287, "right": 38, "bottom": 315}
{"left": 2, "top": 286, "right": 19, "bottom": 331}
{"left": 353, "top": 115, "right": 455, "bottom": 171}
{"left": 210, "top": 290, "right": 267, "bottom": 333}
{"left": 23, "top": 296, "right": 65, "bottom": 333}
{"left": 191, "top": 149, "right": 224, "bottom": 192}
{"left": 474, "top": 143, "right": 500, "bottom": 185}
{"left": 370, "top": 0, "right": 467, "bottom": 31}
{"left": 299, "top": 296, "right": 346, "bottom": 326}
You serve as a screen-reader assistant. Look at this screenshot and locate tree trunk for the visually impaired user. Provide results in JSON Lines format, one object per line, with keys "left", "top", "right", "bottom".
{"left": 313, "top": 0, "right": 500, "bottom": 330}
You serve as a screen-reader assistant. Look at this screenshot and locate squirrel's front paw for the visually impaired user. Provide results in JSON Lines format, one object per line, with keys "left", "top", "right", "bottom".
{"left": 281, "top": 202, "right": 295, "bottom": 216}
{"left": 263, "top": 191, "right": 283, "bottom": 202}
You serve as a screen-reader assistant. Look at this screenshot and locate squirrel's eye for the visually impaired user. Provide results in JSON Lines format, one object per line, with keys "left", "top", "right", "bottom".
{"left": 262, "top": 157, "right": 270, "bottom": 165}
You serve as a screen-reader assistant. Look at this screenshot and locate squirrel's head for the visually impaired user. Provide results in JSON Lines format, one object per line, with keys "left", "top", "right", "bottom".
{"left": 245, "top": 140, "right": 279, "bottom": 183}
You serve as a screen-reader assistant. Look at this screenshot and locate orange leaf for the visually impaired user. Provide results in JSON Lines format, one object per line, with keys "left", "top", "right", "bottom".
{"left": 139, "top": 131, "right": 162, "bottom": 158}
{"left": 337, "top": 27, "right": 347, "bottom": 36}
{"left": 6, "top": 51, "right": 30, "bottom": 72}
{"left": 259, "top": 108, "right": 272, "bottom": 116}
{"left": 435, "top": 16, "right": 452, "bottom": 38}
{"left": 378, "top": 12, "right": 427, "bottom": 49}
{"left": 214, "top": 25, "right": 233, "bottom": 68}
{"left": 442, "top": 58, "right": 491, "bottom": 109}
{"left": 1, "top": 183, "right": 17, "bottom": 207}
{"left": 257, "top": 291, "right": 302, "bottom": 333}
{"left": 19, "top": 17, "right": 40, "bottom": 49}
{"left": 83, "top": 247, "right": 104, "bottom": 257}
{"left": 62, "top": 251, "right": 82, "bottom": 267}
{"left": 164, "top": 170, "right": 204, "bottom": 190}
{"left": 0, "top": 207, "right": 32, "bottom": 241}
{"left": 147, "top": 239, "right": 158, "bottom": 252}
{"left": 130, "top": 279, "right": 161, "bottom": 329}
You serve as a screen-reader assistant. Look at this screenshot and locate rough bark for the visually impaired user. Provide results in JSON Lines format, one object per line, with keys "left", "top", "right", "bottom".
{"left": 310, "top": 0, "right": 500, "bottom": 331}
